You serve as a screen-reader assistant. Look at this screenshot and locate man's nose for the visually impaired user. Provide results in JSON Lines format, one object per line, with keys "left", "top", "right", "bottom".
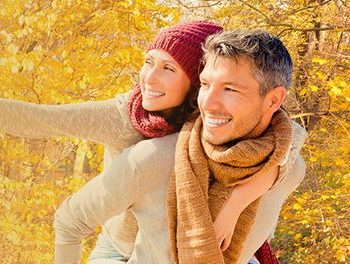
{"left": 200, "top": 86, "right": 222, "bottom": 111}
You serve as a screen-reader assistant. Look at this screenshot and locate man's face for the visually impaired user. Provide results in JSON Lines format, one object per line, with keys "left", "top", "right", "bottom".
{"left": 198, "top": 55, "right": 270, "bottom": 145}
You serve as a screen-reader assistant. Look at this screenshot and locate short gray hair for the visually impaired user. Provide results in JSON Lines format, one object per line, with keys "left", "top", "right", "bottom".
{"left": 203, "top": 30, "right": 293, "bottom": 96}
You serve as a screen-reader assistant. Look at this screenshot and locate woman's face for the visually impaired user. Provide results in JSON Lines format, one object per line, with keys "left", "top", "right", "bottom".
{"left": 140, "top": 49, "right": 191, "bottom": 112}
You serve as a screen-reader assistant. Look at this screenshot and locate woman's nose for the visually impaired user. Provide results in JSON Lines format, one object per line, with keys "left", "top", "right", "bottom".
{"left": 143, "top": 67, "right": 158, "bottom": 84}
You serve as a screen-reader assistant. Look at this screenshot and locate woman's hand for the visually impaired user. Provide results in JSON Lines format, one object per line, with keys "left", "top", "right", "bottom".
{"left": 213, "top": 200, "right": 240, "bottom": 251}
{"left": 213, "top": 166, "right": 279, "bottom": 251}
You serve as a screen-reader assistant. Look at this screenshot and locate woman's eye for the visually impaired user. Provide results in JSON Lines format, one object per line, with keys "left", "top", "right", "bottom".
{"left": 200, "top": 82, "right": 209, "bottom": 89}
{"left": 164, "top": 65, "right": 175, "bottom": 72}
{"left": 144, "top": 59, "right": 152, "bottom": 64}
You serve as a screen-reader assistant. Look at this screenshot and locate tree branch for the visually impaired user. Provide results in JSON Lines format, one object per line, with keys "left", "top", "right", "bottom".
{"left": 236, "top": 0, "right": 271, "bottom": 21}
{"left": 288, "top": 0, "right": 332, "bottom": 15}
{"left": 278, "top": 25, "right": 350, "bottom": 37}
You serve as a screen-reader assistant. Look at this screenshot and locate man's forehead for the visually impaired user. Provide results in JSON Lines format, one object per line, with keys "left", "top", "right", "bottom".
{"left": 202, "top": 53, "right": 222, "bottom": 68}
{"left": 202, "top": 53, "right": 252, "bottom": 70}
{"left": 199, "top": 53, "right": 259, "bottom": 90}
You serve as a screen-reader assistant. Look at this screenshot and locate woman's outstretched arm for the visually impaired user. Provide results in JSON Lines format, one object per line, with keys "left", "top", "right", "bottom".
{"left": 0, "top": 92, "right": 139, "bottom": 148}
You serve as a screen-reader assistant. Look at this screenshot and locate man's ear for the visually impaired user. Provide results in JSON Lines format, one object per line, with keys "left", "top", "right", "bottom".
{"left": 264, "top": 86, "right": 287, "bottom": 113}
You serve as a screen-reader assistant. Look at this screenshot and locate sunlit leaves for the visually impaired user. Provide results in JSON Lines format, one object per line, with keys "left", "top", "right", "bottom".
{"left": 0, "top": 1, "right": 180, "bottom": 262}
{"left": 0, "top": 0, "right": 180, "bottom": 103}
{"left": 0, "top": 175, "right": 91, "bottom": 263}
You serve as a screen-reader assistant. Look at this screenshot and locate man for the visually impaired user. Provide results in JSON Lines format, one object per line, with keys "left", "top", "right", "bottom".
{"left": 55, "top": 30, "right": 306, "bottom": 263}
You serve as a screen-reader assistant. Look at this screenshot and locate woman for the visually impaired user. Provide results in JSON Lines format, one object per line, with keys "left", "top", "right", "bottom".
{"left": 0, "top": 21, "right": 275, "bottom": 263}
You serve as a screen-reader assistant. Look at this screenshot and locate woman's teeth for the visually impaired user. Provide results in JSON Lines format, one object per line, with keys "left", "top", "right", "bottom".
{"left": 145, "top": 90, "right": 165, "bottom": 97}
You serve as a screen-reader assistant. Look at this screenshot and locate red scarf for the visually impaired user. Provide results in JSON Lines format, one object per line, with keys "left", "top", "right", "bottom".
{"left": 255, "top": 241, "right": 279, "bottom": 264}
{"left": 128, "top": 84, "right": 175, "bottom": 138}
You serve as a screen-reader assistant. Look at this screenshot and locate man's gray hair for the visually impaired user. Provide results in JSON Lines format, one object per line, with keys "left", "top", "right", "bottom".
{"left": 203, "top": 30, "right": 293, "bottom": 96}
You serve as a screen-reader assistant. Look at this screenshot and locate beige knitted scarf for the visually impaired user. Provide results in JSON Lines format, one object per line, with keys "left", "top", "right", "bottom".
{"left": 167, "top": 110, "right": 293, "bottom": 263}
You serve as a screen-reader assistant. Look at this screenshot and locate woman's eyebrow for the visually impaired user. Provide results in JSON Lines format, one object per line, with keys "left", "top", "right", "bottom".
{"left": 146, "top": 54, "right": 178, "bottom": 67}
{"left": 162, "top": 59, "right": 177, "bottom": 65}
{"left": 199, "top": 74, "right": 208, "bottom": 81}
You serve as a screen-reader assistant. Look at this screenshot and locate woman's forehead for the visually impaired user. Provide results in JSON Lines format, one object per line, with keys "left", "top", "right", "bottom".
{"left": 146, "top": 49, "right": 179, "bottom": 65}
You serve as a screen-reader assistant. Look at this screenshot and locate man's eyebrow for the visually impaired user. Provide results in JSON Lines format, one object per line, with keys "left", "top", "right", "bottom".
{"left": 222, "top": 81, "right": 248, "bottom": 89}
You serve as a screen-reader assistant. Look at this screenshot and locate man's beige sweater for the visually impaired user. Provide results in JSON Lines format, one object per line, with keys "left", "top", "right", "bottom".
{"left": 0, "top": 95, "right": 307, "bottom": 263}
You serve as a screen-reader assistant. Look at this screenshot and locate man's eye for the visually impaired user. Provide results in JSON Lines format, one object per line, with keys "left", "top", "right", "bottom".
{"left": 225, "top": 87, "right": 237, "bottom": 92}
{"left": 144, "top": 58, "right": 152, "bottom": 64}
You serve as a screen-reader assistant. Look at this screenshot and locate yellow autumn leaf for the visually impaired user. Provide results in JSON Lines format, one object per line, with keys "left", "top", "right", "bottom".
{"left": 22, "top": 58, "right": 34, "bottom": 71}
{"left": 312, "top": 58, "right": 328, "bottom": 65}
{"left": 310, "top": 85, "right": 319, "bottom": 92}
{"left": 79, "top": 81, "right": 87, "bottom": 89}
{"left": 34, "top": 45, "right": 43, "bottom": 52}
{"left": 292, "top": 203, "right": 302, "bottom": 210}
{"left": 300, "top": 219, "right": 309, "bottom": 225}
{"left": 7, "top": 44, "right": 19, "bottom": 54}
{"left": 309, "top": 156, "right": 318, "bottom": 162}
{"left": 18, "top": 15, "right": 25, "bottom": 26}
{"left": 316, "top": 72, "right": 326, "bottom": 80}
{"left": 294, "top": 233, "right": 302, "bottom": 240}
{"left": 331, "top": 87, "right": 342, "bottom": 96}
{"left": 0, "top": 58, "right": 7, "bottom": 66}
{"left": 64, "top": 66, "right": 74, "bottom": 73}
{"left": 62, "top": 50, "right": 68, "bottom": 59}
{"left": 299, "top": 87, "right": 307, "bottom": 96}
{"left": 11, "top": 64, "right": 21, "bottom": 73}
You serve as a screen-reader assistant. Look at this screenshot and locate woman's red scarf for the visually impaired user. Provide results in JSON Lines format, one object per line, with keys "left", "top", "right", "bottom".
{"left": 128, "top": 84, "right": 175, "bottom": 138}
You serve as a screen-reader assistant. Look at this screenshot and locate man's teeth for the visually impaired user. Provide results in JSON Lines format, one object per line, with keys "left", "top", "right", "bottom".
{"left": 145, "top": 90, "right": 165, "bottom": 97}
{"left": 205, "top": 116, "right": 231, "bottom": 125}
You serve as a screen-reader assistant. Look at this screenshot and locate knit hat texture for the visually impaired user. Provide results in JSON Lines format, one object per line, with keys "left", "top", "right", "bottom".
{"left": 148, "top": 21, "right": 223, "bottom": 85}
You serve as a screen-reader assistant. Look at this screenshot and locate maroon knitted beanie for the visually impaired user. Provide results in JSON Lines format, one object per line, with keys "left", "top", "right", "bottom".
{"left": 148, "top": 20, "right": 223, "bottom": 85}
{"left": 128, "top": 21, "right": 223, "bottom": 138}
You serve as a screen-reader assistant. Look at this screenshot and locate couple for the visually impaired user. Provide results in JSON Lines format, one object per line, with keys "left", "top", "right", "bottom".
{"left": 0, "top": 21, "right": 306, "bottom": 263}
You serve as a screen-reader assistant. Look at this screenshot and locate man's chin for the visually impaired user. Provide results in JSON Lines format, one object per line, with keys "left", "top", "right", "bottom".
{"left": 201, "top": 131, "right": 224, "bottom": 145}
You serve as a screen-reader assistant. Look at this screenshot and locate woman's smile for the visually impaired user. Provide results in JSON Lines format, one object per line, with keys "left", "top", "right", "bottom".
{"left": 143, "top": 89, "right": 166, "bottom": 99}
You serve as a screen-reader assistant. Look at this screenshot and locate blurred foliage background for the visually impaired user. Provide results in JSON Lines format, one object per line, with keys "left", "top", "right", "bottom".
{"left": 0, "top": 0, "right": 349, "bottom": 263}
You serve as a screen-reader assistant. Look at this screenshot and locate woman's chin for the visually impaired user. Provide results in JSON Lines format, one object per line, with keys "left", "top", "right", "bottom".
{"left": 142, "top": 101, "right": 161, "bottom": 112}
